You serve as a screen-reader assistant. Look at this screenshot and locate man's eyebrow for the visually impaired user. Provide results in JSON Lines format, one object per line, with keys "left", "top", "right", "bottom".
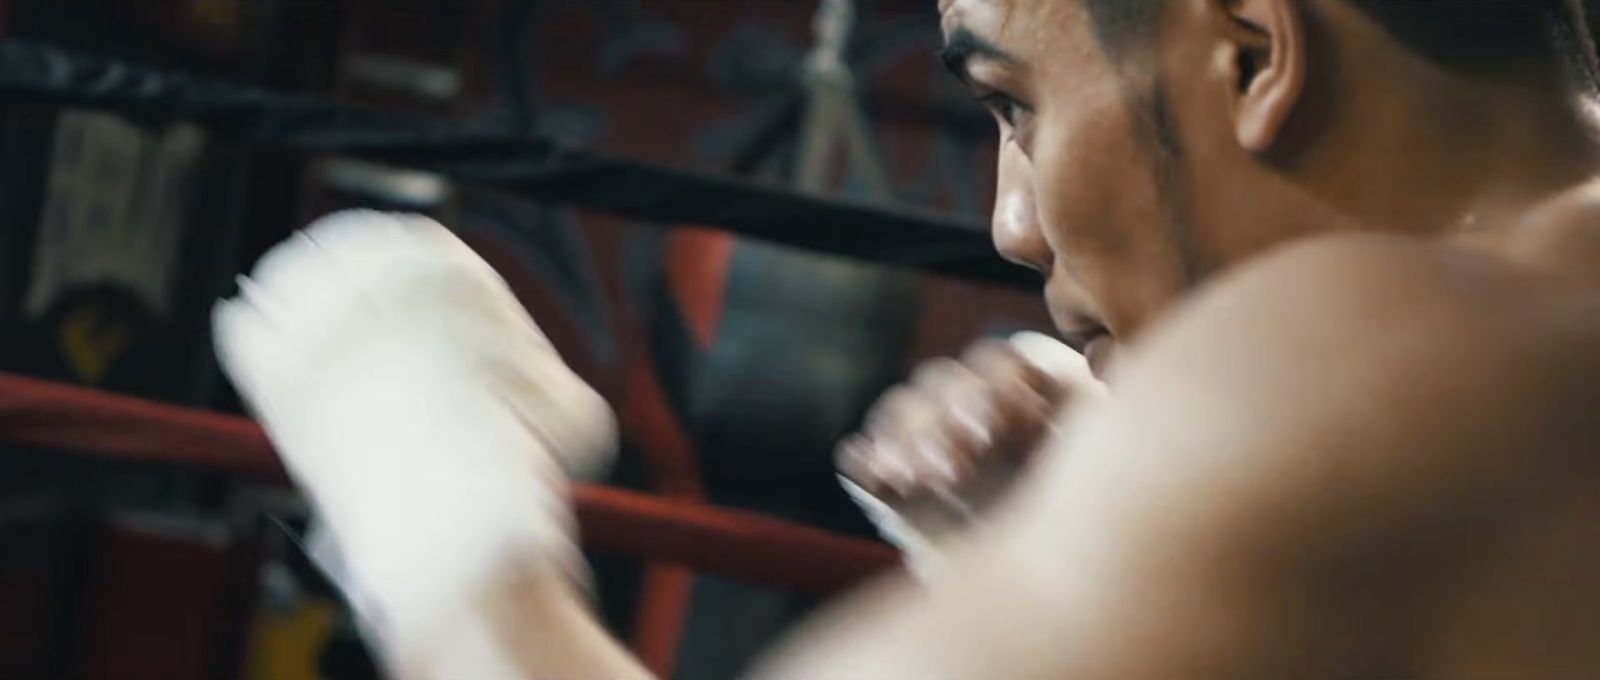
{"left": 939, "top": 27, "right": 1017, "bottom": 82}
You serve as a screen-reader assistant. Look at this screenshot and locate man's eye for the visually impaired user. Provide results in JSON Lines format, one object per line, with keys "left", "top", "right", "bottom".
{"left": 976, "top": 92, "right": 1026, "bottom": 127}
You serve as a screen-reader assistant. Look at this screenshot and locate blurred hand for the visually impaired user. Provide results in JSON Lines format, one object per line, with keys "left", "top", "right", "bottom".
{"left": 213, "top": 210, "right": 616, "bottom": 674}
{"left": 836, "top": 332, "right": 1105, "bottom": 578}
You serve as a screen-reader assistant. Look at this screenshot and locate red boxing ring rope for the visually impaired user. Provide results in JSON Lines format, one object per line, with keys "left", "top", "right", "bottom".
{"left": 0, "top": 373, "right": 897, "bottom": 595}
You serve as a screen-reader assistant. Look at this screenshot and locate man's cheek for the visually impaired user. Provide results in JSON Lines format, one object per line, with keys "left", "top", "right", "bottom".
{"left": 1023, "top": 121, "right": 1080, "bottom": 245}
{"left": 1030, "top": 102, "right": 1148, "bottom": 239}
{"left": 1030, "top": 149, "right": 1133, "bottom": 259}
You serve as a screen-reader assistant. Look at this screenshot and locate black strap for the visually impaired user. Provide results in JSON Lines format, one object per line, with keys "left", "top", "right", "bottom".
{"left": 0, "top": 41, "right": 1034, "bottom": 289}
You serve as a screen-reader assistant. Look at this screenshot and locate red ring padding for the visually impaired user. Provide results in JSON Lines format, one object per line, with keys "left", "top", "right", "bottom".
{"left": 0, "top": 372, "right": 896, "bottom": 595}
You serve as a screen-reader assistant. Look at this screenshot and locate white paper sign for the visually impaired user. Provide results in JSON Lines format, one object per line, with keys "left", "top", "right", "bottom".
{"left": 26, "top": 110, "right": 205, "bottom": 319}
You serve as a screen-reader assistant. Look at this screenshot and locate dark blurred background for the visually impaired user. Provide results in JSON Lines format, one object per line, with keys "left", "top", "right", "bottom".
{"left": 0, "top": 0, "right": 1053, "bottom": 678}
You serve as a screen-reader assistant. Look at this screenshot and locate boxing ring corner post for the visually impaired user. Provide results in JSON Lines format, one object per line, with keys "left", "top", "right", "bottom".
{"left": 0, "top": 372, "right": 899, "bottom": 595}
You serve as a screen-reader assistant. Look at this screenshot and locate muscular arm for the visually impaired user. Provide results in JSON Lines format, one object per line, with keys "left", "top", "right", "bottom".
{"left": 391, "top": 566, "right": 654, "bottom": 680}
{"left": 752, "top": 235, "right": 1600, "bottom": 679}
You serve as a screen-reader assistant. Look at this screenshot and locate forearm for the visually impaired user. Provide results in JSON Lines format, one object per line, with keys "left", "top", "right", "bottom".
{"left": 384, "top": 561, "right": 655, "bottom": 680}
{"left": 746, "top": 502, "right": 1083, "bottom": 680}
{"left": 213, "top": 212, "right": 657, "bottom": 680}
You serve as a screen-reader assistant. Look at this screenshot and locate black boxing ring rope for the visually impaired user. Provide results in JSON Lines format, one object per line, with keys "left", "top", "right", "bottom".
{"left": 0, "top": 372, "right": 899, "bottom": 594}
{"left": 0, "top": 41, "right": 1034, "bottom": 289}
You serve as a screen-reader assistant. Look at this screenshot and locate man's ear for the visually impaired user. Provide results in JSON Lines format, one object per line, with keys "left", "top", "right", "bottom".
{"left": 1216, "top": 0, "right": 1306, "bottom": 153}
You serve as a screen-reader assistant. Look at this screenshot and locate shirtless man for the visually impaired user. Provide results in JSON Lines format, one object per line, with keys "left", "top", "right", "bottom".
{"left": 216, "top": 0, "right": 1600, "bottom": 677}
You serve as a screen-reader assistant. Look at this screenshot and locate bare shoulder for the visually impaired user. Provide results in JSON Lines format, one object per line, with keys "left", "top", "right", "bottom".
{"left": 752, "top": 222, "right": 1600, "bottom": 680}
{"left": 1025, "top": 230, "right": 1600, "bottom": 576}
{"left": 1485, "top": 178, "right": 1600, "bottom": 286}
{"left": 1136, "top": 229, "right": 1600, "bottom": 425}
{"left": 749, "top": 231, "right": 1600, "bottom": 680}
{"left": 1151, "top": 228, "right": 1600, "bottom": 477}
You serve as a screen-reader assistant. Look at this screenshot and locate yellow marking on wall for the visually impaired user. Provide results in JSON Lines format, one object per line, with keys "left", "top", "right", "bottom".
{"left": 57, "top": 304, "right": 133, "bottom": 384}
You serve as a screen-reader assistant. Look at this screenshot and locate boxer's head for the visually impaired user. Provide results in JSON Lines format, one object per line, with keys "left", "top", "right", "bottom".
{"left": 941, "top": 0, "right": 1597, "bottom": 368}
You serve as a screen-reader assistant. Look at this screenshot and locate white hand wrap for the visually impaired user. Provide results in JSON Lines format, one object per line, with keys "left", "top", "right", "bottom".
{"left": 213, "top": 211, "right": 615, "bottom": 671}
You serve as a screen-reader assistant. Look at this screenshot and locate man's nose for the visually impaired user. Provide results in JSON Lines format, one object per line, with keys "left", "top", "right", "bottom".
{"left": 990, "top": 142, "right": 1052, "bottom": 274}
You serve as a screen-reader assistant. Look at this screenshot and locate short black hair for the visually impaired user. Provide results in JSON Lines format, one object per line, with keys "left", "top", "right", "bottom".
{"left": 1081, "top": 0, "right": 1598, "bottom": 87}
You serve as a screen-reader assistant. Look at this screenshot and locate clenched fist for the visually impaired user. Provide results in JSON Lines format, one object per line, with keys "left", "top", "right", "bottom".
{"left": 837, "top": 332, "right": 1105, "bottom": 580}
{"left": 213, "top": 210, "right": 617, "bottom": 677}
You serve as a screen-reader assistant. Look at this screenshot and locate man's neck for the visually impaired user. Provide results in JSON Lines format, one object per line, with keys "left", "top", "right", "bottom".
{"left": 1458, "top": 80, "right": 1600, "bottom": 230}
{"left": 1387, "top": 71, "right": 1600, "bottom": 237}
{"left": 1301, "top": 51, "right": 1600, "bottom": 240}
